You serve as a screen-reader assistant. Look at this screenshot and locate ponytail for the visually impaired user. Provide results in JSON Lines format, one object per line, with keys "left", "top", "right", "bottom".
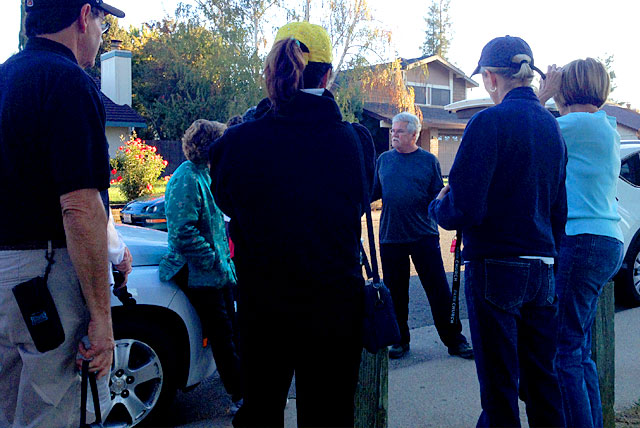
{"left": 264, "top": 39, "right": 306, "bottom": 111}
{"left": 510, "top": 54, "right": 534, "bottom": 82}
{"left": 481, "top": 53, "right": 535, "bottom": 86}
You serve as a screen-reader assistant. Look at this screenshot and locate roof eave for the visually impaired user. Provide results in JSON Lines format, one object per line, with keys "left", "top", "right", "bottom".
{"left": 106, "top": 121, "right": 148, "bottom": 128}
{"left": 405, "top": 54, "right": 479, "bottom": 88}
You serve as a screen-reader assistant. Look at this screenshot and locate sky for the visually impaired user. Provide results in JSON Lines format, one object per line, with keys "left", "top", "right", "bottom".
{"left": 2, "top": 0, "right": 638, "bottom": 108}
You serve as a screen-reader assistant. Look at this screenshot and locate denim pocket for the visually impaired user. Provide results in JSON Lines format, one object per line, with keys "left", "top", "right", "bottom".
{"left": 484, "top": 259, "right": 530, "bottom": 310}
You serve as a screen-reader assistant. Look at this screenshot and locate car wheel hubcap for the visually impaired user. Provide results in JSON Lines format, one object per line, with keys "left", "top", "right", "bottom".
{"left": 102, "top": 339, "right": 164, "bottom": 427}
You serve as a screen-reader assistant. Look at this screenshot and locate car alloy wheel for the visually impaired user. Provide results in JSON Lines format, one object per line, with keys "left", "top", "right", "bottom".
{"left": 102, "top": 339, "right": 163, "bottom": 427}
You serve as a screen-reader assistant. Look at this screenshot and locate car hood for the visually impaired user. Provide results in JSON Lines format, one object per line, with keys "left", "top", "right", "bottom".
{"left": 116, "top": 224, "right": 168, "bottom": 266}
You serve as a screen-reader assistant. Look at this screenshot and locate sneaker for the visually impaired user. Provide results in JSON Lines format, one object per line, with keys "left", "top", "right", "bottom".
{"left": 448, "top": 342, "right": 474, "bottom": 359}
{"left": 389, "top": 343, "right": 410, "bottom": 359}
{"left": 230, "top": 398, "right": 243, "bottom": 415}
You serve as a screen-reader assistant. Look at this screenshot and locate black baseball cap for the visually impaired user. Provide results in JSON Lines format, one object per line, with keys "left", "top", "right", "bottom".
{"left": 25, "top": 0, "right": 125, "bottom": 18}
{"left": 471, "top": 35, "right": 545, "bottom": 79}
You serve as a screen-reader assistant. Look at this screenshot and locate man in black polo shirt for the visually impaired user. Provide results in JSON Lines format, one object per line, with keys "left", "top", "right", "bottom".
{"left": 0, "top": 0, "right": 125, "bottom": 426}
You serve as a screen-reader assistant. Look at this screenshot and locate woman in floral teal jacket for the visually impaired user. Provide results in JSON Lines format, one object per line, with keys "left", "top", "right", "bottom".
{"left": 159, "top": 119, "right": 243, "bottom": 413}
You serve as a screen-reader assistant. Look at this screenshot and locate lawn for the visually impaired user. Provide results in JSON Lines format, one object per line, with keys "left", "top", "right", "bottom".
{"left": 108, "top": 180, "right": 168, "bottom": 205}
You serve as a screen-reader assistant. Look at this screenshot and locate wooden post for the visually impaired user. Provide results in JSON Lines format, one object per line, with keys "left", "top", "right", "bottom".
{"left": 591, "top": 281, "right": 615, "bottom": 428}
{"left": 354, "top": 348, "right": 389, "bottom": 428}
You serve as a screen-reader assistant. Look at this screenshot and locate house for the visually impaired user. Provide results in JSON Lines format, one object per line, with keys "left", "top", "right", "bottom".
{"left": 602, "top": 104, "right": 640, "bottom": 140}
{"left": 99, "top": 41, "right": 146, "bottom": 156}
{"left": 360, "top": 54, "right": 479, "bottom": 175}
{"left": 446, "top": 99, "right": 640, "bottom": 142}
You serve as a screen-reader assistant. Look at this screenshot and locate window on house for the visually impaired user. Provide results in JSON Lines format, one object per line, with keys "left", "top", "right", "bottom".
{"left": 431, "top": 88, "right": 451, "bottom": 106}
{"left": 411, "top": 86, "right": 426, "bottom": 104}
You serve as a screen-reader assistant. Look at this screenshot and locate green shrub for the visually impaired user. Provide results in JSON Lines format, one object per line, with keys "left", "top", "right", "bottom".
{"left": 110, "top": 134, "right": 168, "bottom": 201}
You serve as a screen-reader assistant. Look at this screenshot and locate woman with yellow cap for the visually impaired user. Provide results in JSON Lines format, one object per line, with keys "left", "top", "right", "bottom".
{"left": 209, "top": 21, "right": 375, "bottom": 427}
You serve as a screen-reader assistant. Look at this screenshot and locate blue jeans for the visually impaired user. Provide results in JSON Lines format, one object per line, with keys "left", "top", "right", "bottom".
{"left": 465, "top": 258, "right": 565, "bottom": 427}
{"left": 555, "top": 234, "right": 623, "bottom": 428}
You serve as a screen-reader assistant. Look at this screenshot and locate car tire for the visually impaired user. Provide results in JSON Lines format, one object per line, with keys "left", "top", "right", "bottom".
{"left": 615, "top": 238, "right": 640, "bottom": 307}
{"left": 102, "top": 321, "right": 180, "bottom": 427}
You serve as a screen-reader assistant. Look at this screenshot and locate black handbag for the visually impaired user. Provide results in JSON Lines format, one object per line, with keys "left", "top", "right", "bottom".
{"left": 349, "top": 124, "right": 401, "bottom": 354}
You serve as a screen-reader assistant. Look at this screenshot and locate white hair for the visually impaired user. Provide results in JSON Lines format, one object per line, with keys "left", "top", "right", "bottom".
{"left": 392, "top": 112, "right": 421, "bottom": 140}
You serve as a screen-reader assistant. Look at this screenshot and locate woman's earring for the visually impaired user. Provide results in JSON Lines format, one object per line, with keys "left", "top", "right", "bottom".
{"left": 488, "top": 86, "right": 497, "bottom": 93}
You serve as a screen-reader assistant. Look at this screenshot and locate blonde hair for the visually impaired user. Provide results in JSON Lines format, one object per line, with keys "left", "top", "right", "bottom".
{"left": 554, "top": 58, "right": 610, "bottom": 109}
{"left": 182, "top": 119, "right": 226, "bottom": 164}
{"left": 481, "top": 54, "right": 535, "bottom": 86}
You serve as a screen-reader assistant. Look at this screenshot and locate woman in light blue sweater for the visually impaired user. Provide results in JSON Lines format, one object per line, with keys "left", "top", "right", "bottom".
{"left": 539, "top": 58, "right": 624, "bottom": 428}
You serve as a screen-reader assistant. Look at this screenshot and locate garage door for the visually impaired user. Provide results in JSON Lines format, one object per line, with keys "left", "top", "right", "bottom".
{"left": 437, "top": 134, "right": 462, "bottom": 176}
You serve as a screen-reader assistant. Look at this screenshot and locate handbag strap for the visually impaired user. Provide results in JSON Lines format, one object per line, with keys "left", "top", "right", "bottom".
{"left": 43, "top": 241, "right": 55, "bottom": 283}
{"left": 347, "top": 124, "right": 381, "bottom": 284}
{"left": 80, "top": 359, "right": 102, "bottom": 427}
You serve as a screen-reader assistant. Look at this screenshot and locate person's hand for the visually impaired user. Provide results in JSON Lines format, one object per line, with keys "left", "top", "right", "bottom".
{"left": 76, "top": 318, "right": 115, "bottom": 379}
{"left": 538, "top": 64, "right": 562, "bottom": 105}
{"left": 436, "top": 184, "right": 450, "bottom": 200}
{"left": 113, "top": 246, "right": 132, "bottom": 287}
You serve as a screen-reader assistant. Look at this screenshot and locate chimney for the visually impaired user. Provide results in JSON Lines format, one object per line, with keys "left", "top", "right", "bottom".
{"left": 100, "top": 39, "right": 132, "bottom": 106}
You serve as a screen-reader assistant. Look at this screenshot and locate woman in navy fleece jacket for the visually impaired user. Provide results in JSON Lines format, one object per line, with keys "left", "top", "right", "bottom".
{"left": 430, "top": 36, "right": 567, "bottom": 427}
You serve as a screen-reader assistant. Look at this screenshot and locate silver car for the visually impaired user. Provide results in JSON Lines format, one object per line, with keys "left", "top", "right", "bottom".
{"left": 104, "top": 224, "right": 216, "bottom": 427}
{"left": 616, "top": 140, "right": 640, "bottom": 306}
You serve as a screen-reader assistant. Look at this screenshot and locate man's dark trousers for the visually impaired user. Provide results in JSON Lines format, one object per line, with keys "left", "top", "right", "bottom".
{"left": 380, "top": 234, "right": 465, "bottom": 347}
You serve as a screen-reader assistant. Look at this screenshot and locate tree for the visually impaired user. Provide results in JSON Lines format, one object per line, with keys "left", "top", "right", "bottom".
{"left": 361, "top": 59, "right": 420, "bottom": 119}
{"left": 597, "top": 53, "right": 617, "bottom": 96}
{"left": 332, "top": 58, "right": 368, "bottom": 122}
{"left": 243, "top": 0, "right": 281, "bottom": 52}
{"left": 280, "top": 0, "right": 393, "bottom": 91}
{"left": 128, "top": 6, "right": 264, "bottom": 140}
{"left": 421, "top": 0, "right": 452, "bottom": 59}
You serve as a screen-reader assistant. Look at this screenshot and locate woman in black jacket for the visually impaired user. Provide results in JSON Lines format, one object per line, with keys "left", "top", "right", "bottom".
{"left": 209, "top": 21, "right": 375, "bottom": 428}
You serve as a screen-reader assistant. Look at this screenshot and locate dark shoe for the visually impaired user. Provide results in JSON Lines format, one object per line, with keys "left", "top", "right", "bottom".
{"left": 448, "top": 342, "right": 474, "bottom": 359}
{"left": 389, "top": 343, "right": 410, "bottom": 359}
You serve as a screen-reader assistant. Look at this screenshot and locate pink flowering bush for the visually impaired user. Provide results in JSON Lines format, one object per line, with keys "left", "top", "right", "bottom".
{"left": 110, "top": 134, "right": 168, "bottom": 201}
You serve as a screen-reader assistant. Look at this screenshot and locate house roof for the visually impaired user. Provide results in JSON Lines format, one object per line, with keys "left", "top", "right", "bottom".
{"left": 101, "top": 94, "right": 147, "bottom": 128}
{"left": 363, "top": 102, "right": 468, "bottom": 130}
{"left": 602, "top": 104, "right": 640, "bottom": 131}
{"left": 401, "top": 54, "right": 479, "bottom": 88}
{"left": 91, "top": 76, "right": 146, "bottom": 128}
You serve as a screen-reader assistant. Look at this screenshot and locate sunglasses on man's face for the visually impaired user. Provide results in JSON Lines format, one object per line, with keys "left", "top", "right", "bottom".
{"left": 100, "top": 19, "right": 110, "bottom": 34}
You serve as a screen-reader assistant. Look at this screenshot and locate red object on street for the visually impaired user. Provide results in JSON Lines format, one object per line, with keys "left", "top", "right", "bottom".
{"left": 450, "top": 237, "right": 457, "bottom": 253}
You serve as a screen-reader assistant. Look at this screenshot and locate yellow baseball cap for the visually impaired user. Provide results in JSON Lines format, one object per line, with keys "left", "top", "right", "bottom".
{"left": 274, "top": 22, "right": 333, "bottom": 65}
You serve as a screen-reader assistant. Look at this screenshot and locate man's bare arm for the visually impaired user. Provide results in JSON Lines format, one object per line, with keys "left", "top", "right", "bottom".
{"left": 60, "top": 188, "right": 114, "bottom": 378}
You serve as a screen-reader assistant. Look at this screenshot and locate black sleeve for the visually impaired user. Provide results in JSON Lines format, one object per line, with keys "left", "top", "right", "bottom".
{"left": 208, "top": 134, "right": 233, "bottom": 218}
{"left": 371, "top": 157, "right": 382, "bottom": 202}
{"left": 352, "top": 123, "right": 375, "bottom": 198}
{"left": 427, "top": 157, "right": 445, "bottom": 203}
{"left": 46, "top": 70, "right": 110, "bottom": 196}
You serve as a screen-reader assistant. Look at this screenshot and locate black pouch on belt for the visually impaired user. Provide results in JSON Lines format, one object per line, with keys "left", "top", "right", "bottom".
{"left": 12, "top": 247, "right": 65, "bottom": 353}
